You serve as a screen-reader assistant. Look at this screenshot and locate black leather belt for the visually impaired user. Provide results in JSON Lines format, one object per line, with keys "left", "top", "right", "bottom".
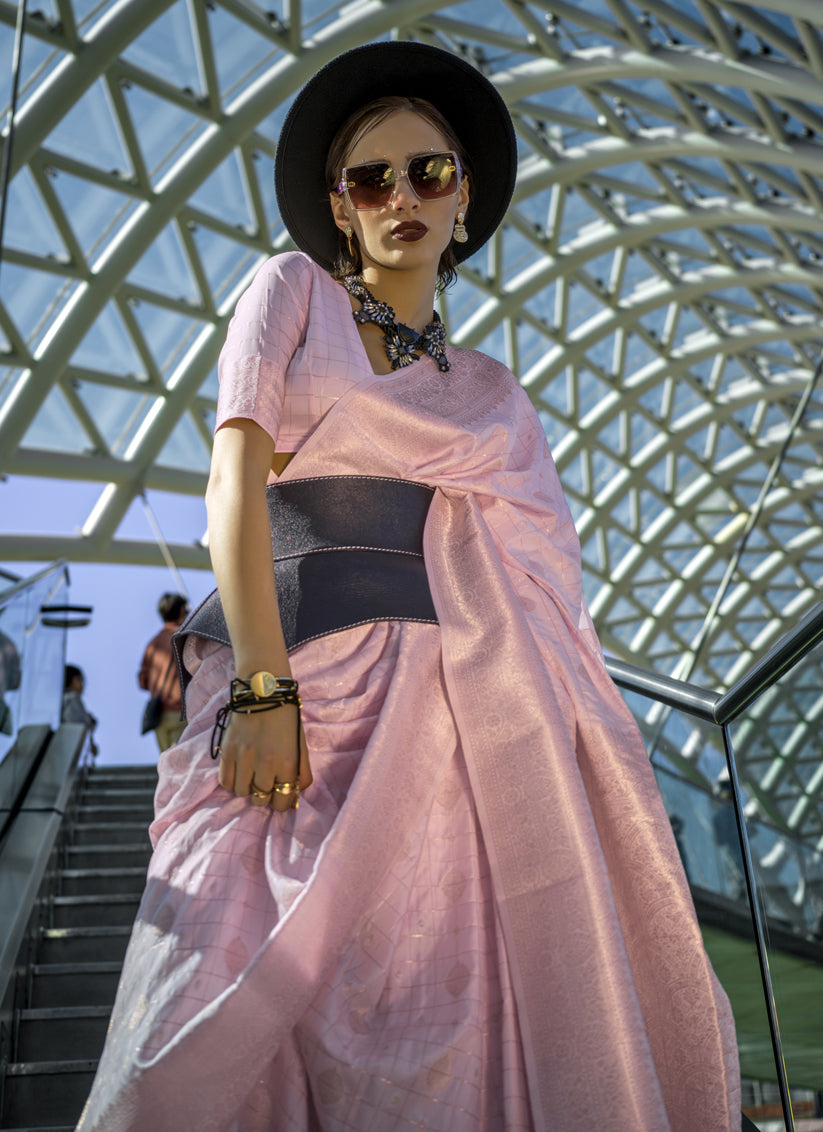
{"left": 173, "top": 475, "right": 438, "bottom": 701}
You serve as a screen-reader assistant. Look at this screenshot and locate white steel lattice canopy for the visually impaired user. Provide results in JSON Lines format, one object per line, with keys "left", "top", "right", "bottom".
{"left": 2, "top": 0, "right": 823, "bottom": 840}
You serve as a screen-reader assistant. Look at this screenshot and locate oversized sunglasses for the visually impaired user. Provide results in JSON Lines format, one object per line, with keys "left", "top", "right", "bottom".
{"left": 336, "top": 150, "right": 461, "bottom": 210}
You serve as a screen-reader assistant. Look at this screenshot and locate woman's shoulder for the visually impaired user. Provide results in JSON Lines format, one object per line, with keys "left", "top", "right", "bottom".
{"left": 447, "top": 346, "right": 541, "bottom": 427}
{"left": 244, "top": 252, "right": 341, "bottom": 315}
{"left": 448, "top": 346, "right": 526, "bottom": 398}
{"left": 232, "top": 252, "right": 333, "bottom": 326}
{"left": 254, "top": 251, "right": 330, "bottom": 289}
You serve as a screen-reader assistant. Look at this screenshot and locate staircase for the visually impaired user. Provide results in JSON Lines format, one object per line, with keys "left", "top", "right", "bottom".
{"left": 1, "top": 764, "right": 156, "bottom": 1131}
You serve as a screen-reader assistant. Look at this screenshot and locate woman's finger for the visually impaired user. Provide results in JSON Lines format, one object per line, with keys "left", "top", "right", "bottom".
{"left": 248, "top": 775, "right": 274, "bottom": 806}
{"left": 217, "top": 742, "right": 236, "bottom": 793}
{"left": 297, "top": 721, "right": 312, "bottom": 790}
{"left": 231, "top": 722, "right": 259, "bottom": 797}
{"left": 217, "top": 713, "right": 264, "bottom": 797}
{"left": 266, "top": 712, "right": 306, "bottom": 813}
{"left": 218, "top": 706, "right": 305, "bottom": 812}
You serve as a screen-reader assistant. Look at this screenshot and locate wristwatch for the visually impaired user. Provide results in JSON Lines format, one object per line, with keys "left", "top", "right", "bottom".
{"left": 245, "top": 671, "right": 296, "bottom": 698}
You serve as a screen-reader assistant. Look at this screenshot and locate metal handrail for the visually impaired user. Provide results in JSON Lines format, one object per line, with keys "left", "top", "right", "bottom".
{"left": 715, "top": 602, "right": 823, "bottom": 725}
{"left": 605, "top": 599, "right": 823, "bottom": 729}
{"left": 605, "top": 656, "right": 721, "bottom": 722}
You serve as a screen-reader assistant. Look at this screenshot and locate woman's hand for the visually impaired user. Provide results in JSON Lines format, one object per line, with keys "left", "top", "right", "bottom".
{"left": 217, "top": 704, "right": 312, "bottom": 812}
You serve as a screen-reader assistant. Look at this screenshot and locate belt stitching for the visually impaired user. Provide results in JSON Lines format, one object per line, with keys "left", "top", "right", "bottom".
{"left": 272, "top": 475, "right": 433, "bottom": 489}
{"left": 274, "top": 546, "right": 424, "bottom": 562}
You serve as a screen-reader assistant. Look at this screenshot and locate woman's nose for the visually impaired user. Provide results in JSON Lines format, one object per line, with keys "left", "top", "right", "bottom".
{"left": 390, "top": 173, "right": 419, "bottom": 209}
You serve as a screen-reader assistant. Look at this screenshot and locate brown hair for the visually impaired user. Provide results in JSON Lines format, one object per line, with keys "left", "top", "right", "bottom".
{"left": 158, "top": 592, "right": 187, "bottom": 622}
{"left": 325, "top": 96, "right": 473, "bottom": 293}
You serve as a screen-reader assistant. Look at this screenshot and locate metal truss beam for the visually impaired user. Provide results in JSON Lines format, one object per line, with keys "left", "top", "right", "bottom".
{"left": 0, "top": 0, "right": 445, "bottom": 467}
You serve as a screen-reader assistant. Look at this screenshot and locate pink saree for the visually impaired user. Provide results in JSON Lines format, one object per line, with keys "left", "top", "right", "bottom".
{"left": 78, "top": 273, "right": 740, "bottom": 1131}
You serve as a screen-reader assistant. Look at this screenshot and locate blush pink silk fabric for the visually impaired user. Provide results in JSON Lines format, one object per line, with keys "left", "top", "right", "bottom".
{"left": 78, "top": 255, "right": 740, "bottom": 1132}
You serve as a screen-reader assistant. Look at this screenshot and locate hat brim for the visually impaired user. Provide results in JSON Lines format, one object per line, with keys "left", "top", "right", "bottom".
{"left": 275, "top": 41, "right": 516, "bottom": 272}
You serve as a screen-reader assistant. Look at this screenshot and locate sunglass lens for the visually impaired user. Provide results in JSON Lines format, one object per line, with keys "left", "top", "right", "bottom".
{"left": 343, "top": 153, "right": 458, "bottom": 208}
{"left": 408, "top": 153, "right": 458, "bottom": 199}
{"left": 347, "top": 162, "right": 394, "bottom": 209}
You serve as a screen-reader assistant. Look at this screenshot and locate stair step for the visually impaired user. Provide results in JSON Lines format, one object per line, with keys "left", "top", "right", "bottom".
{"left": 84, "top": 768, "right": 157, "bottom": 782}
{"left": 80, "top": 783, "right": 156, "bottom": 798}
{"left": 2, "top": 1061, "right": 97, "bottom": 1127}
{"left": 39, "top": 926, "right": 131, "bottom": 964}
{"left": 66, "top": 843, "right": 152, "bottom": 870}
{"left": 80, "top": 778, "right": 156, "bottom": 789}
{"left": 2, "top": 1126, "right": 74, "bottom": 1131}
{"left": 68, "top": 822, "right": 151, "bottom": 846}
{"left": 51, "top": 866, "right": 148, "bottom": 897}
{"left": 16, "top": 1005, "right": 112, "bottom": 1061}
{"left": 83, "top": 769, "right": 157, "bottom": 787}
{"left": 44, "top": 893, "right": 142, "bottom": 929}
{"left": 28, "top": 962, "right": 124, "bottom": 1009}
{"left": 77, "top": 788, "right": 155, "bottom": 805}
{"left": 73, "top": 803, "right": 155, "bottom": 821}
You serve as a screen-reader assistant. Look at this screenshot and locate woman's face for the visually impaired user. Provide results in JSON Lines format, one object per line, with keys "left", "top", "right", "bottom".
{"left": 330, "top": 109, "right": 470, "bottom": 278}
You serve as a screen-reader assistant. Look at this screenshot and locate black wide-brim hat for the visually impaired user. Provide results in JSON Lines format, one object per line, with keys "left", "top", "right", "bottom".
{"left": 275, "top": 41, "right": 517, "bottom": 271}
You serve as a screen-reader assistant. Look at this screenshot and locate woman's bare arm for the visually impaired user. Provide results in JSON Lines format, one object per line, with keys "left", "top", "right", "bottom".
{"left": 206, "top": 419, "right": 311, "bottom": 811}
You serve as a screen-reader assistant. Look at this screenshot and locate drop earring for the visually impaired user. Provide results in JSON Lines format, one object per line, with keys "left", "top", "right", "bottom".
{"left": 453, "top": 212, "right": 468, "bottom": 244}
{"left": 344, "top": 224, "right": 354, "bottom": 257}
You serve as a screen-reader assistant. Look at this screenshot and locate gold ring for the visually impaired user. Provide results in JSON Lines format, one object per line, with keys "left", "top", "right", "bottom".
{"left": 272, "top": 781, "right": 300, "bottom": 796}
{"left": 249, "top": 777, "right": 273, "bottom": 801}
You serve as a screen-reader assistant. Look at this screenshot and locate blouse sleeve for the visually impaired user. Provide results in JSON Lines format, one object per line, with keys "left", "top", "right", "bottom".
{"left": 215, "top": 253, "right": 314, "bottom": 446}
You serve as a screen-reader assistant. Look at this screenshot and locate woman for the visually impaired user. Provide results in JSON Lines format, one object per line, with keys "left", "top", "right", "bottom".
{"left": 62, "top": 664, "right": 99, "bottom": 759}
{"left": 79, "top": 42, "right": 740, "bottom": 1132}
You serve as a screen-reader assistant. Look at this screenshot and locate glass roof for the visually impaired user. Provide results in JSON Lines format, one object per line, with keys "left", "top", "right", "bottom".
{"left": 2, "top": 0, "right": 823, "bottom": 841}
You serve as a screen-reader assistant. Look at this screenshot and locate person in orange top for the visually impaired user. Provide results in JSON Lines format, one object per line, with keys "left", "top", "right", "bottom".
{"left": 138, "top": 593, "right": 188, "bottom": 751}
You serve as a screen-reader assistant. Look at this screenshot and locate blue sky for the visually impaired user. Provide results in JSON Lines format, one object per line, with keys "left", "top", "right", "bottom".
{"left": 61, "top": 559, "right": 214, "bottom": 766}
{"left": 2, "top": 477, "right": 215, "bottom": 766}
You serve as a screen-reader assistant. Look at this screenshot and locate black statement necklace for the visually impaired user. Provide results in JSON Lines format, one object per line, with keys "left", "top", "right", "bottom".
{"left": 343, "top": 276, "right": 450, "bottom": 372}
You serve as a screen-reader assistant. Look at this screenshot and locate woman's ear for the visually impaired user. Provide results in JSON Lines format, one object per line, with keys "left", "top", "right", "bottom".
{"left": 330, "top": 193, "right": 351, "bottom": 231}
{"left": 458, "top": 176, "right": 470, "bottom": 215}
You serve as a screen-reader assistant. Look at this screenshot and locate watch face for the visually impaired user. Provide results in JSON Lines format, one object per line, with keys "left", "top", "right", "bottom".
{"left": 250, "top": 671, "right": 277, "bottom": 698}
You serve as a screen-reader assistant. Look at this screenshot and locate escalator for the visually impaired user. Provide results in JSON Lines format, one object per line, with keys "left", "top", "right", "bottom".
{"left": 1, "top": 764, "right": 155, "bottom": 1131}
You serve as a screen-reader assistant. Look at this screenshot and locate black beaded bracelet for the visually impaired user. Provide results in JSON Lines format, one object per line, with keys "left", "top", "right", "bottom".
{"left": 209, "top": 678, "right": 302, "bottom": 762}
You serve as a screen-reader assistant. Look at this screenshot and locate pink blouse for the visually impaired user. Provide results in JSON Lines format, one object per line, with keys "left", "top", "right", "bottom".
{"left": 215, "top": 252, "right": 367, "bottom": 480}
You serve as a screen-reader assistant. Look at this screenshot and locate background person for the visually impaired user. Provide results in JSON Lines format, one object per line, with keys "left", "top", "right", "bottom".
{"left": 0, "top": 621, "right": 21, "bottom": 736}
{"left": 138, "top": 592, "right": 187, "bottom": 751}
{"left": 61, "top": 664, "right": 98, "bottom": 759}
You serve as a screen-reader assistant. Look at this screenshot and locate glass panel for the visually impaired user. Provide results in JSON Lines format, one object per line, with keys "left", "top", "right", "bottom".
{"left": 652, "top": 762, "right": 778, "bottom": 1089}
{"left": 21, "top": 572, "right": 69, "bottom": 737}
{"left": 729, "top": 635, "right": 823, "bottom": 1115}
{"left": 43, "top": 78, "right": 131, "bottom": 171}
{"left": 618, "top": 686, "right": 784, "bottom": 1113}
{"left": 615, "top": 683, "right": 778, "bottom": 1091}
{"left": 0, "top": 566, "right": 70, "bottom": 808}
{"left": 0, "top": 589, "right": 27, "bottom": 769}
